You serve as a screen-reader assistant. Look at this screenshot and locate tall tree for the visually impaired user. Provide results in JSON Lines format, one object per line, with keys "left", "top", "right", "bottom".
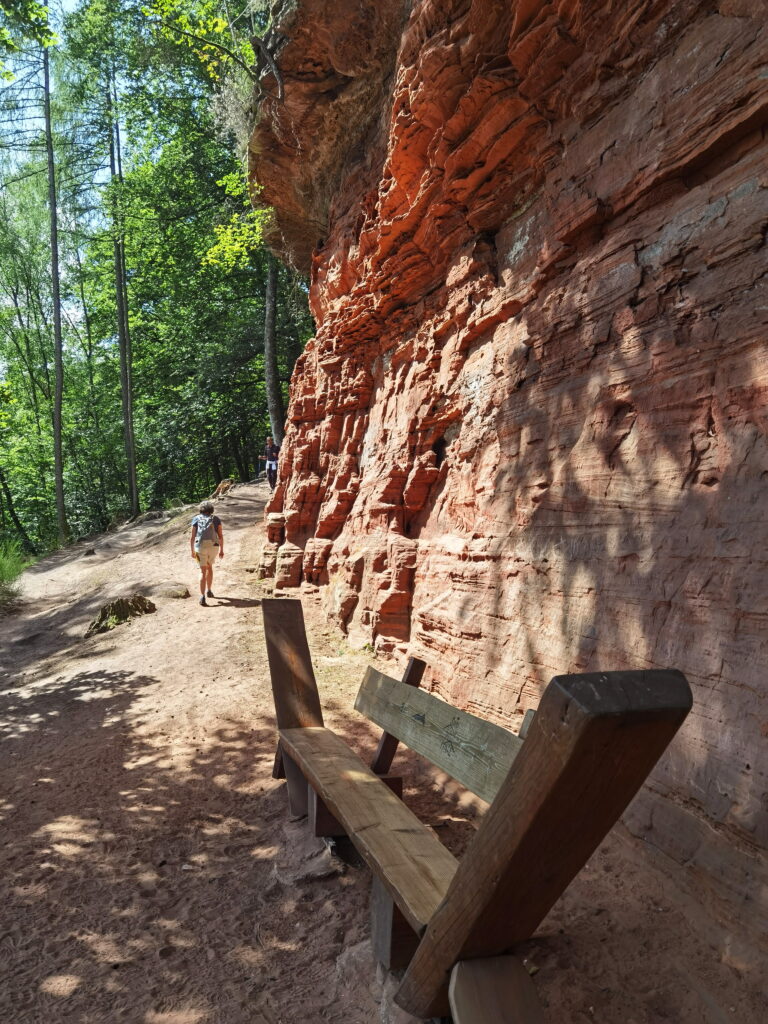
{"left": 43, "top": 45, "right": 70, "bottom": 543}
{"left": 106, "top": 75, "right": 139, "bottom": 516}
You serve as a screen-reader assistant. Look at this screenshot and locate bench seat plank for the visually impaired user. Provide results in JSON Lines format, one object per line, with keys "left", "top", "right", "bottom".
{"left": 355, "top": 668, "right": 525, "bottom": 803}
{"left": 280, "top": 726, "right": 458, "bottom": 932}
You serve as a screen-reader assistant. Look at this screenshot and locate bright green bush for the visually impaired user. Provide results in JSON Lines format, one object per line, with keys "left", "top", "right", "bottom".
{"left": 0, "top": 537, "right": 26, "bottom": 610}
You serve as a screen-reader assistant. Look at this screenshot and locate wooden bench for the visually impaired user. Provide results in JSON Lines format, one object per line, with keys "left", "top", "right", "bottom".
{"left": 262, "top": 599, "right": 692, "bottom": 1021}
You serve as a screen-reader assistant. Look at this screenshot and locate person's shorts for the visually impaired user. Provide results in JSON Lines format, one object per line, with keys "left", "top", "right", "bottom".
{"left": 196, "top": 541, "right": 219, "bottom": 567}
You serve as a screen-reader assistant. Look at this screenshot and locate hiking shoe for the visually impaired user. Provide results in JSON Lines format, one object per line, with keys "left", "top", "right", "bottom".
{"left": 199, "top": 596, "right": 207, "bottom": 606}
{"left": 206, "top": 590, "right": 214, "bottom": 598}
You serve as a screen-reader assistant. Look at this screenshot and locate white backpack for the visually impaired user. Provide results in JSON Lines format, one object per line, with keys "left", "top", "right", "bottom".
{"left": 194, "top": 514, "right": 217, "bottom": 550}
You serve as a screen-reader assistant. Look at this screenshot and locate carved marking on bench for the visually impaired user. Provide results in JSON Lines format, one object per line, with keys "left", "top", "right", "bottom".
{"left": 371, "top": 657, "right": 426, "bottom": 776}
{"left": 356, "top": 669, "right": 525, "bottom": 803}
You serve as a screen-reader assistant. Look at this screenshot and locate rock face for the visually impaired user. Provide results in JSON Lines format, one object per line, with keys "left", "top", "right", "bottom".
{"left": 250, "top": 1, "right": 768, "bottom": 953}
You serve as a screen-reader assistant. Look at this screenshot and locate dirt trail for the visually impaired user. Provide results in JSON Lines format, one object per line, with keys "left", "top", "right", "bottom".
{"left": 1, "top": 482, "right": 765, "bottom": 1023}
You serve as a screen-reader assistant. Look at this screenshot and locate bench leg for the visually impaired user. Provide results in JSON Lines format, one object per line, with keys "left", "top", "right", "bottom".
{"left": 380, "top": 774, "right": 403, "bottom": 799}
{"left": 272, "top": 741, "right": 286, "bottom": 779}
{"left": 282, "top": 753, "right": 308, "bottom": 818}
{"left": 309, "top": 789, "right": 345, "bottom": 837}
{"left": 448, "top": 956, "right": 544, "bottom": 1024}
{"left": 370, "top": 876, "right": 420, "bottom": 970}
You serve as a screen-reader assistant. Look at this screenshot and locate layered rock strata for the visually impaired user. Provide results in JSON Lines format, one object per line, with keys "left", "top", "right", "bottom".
{"left": 250, "top": 0, "right": 768, "bottom": 957}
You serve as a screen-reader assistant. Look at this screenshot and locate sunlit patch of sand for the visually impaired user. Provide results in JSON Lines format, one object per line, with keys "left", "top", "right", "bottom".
{"left": 51, "top": 841, "right": 88, "bottom": 856}
{"left": 39, "top": 974, "right": 80, "bottom": 997}
{"left": 144, "top": 1008, "right": 208, "bottom": 1023}
{"left": 80, "top": 932, "right": 125, "bottom": 963}
{"left": 35, "top": 815, "right": 102, "bottom": 856}
{"left": 36, "top": 815, "right": 101, "bottom": 843}
{"left": 230, "top": 944, "right": 264, "bottom": 967}
{"left": 249, "top": 845, "right": 279, "bottom": 860}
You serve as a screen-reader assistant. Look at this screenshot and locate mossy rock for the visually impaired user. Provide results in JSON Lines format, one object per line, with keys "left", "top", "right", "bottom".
{"left": 85, "top": 594, "right": 156, "bottom": 638}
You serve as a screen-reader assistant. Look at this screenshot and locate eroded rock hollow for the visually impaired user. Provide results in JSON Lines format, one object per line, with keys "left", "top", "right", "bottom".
{"left": 250, "top": 0, "right": 768, "bottom": 955}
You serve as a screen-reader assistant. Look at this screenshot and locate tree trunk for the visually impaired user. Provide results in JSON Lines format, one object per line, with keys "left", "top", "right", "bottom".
{"left": 263, "top": 255, "right": 285, "bottom": 444}
{"left": 0, "top": 465, "right": 37, "bottom": 555}
{"left": 74, "top": 243, "right": 109, "bottom": 527}
{"left": 107, "top": 73, "right": 139, "bottom": 518}
{"left": 43, "top": 48, "right": 70, "bottom": 546}
{"left": 230, "top": 435, "right": 249, "bottom": 481}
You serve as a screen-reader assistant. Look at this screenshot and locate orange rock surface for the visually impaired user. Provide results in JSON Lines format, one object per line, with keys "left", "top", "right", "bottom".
{"left": 251, "top": 0, "right": 768, "bottom": 954}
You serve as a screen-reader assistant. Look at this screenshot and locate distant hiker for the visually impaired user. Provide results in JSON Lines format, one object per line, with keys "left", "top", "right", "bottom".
{"left": 260, "top": 436, "right": 280, "bottom": 491}
{"left": 190, "top": 500, "right": 224, "bottom": 606}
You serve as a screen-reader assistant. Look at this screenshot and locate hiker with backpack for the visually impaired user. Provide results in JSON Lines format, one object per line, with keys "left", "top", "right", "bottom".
{"left": 190, "top": 500, "right": 224, "bottom": 606}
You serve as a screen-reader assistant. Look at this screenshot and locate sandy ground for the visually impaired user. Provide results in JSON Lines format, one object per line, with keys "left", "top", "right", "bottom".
{"left": 1, "top": 481, "right": 766, "bottom": 1024}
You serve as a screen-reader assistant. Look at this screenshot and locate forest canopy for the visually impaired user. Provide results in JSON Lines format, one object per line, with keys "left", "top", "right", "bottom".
{"left": 0, "top": 0, "right": 310, "bottom": 554}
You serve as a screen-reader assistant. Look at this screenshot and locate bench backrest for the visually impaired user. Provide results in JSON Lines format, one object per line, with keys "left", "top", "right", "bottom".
{"left": 263, "top": 598, "right": 324, "bottom": 730}
{"left": 355, "top": 667, "right": 531, "bottom": 804}
{"left": 395, "top": 668, "right": 693, "bottom": 1018}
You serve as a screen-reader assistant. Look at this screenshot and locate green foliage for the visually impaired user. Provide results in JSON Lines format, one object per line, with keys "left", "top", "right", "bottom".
{"left": 0, "top": 0, "right": 314, "bottom": 553}
{"left": 204, "top": 172, "right": 268, "bottom": 270}
{"left": 0, "top": 0, "right": 56, "bottom": 79}
{"left": 144, "top": 0, "right": 256, "bottom": 82}
{"left": 0, "top": 537, "right": 26, "bottom": 610}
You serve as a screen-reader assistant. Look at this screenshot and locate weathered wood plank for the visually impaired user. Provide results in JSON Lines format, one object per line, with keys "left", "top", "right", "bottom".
{"left": 310, "top": 775, "right": 405, "bottom": 838}
{"left": 280, "top": 726, "right": 458, "bottom": 932}
{"left": 355, "top": 668, "right": 524, "bottom": 803}
{"left": 448, "top": 956, "right": 544, "bottom": 1024}
{"left": 262, "top": 599, "right": 324, "bottom": 730}
{"left": 396, "top": 669, "right": 693, "bottom": 1018}
{"left": 370, "top": 657, "right": 426, "bottom": 775}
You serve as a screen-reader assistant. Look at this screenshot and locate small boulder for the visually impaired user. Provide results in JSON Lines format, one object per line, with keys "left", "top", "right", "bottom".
{"left": 151, "top": 582, "right": 190, "bottom": 599}
{"left": 85, "top": 594, "right": 156, "bottom": 638}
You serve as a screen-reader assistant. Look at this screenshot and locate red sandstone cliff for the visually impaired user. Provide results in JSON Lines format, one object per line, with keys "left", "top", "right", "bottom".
{"left": 250, "top": 0, "right": 768, "bottom": 959}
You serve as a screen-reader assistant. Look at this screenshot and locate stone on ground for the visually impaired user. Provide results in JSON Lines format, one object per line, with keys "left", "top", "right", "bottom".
{"left": 85, "top": 594, "right": 156, "bottom": 637}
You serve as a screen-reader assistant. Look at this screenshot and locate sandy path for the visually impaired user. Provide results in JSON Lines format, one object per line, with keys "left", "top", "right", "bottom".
{"left": 0, "top": 484, "right": 387, "bottom": 1024}
{"left": 1, "top": 482, "right": 766, "bottom": 1023}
